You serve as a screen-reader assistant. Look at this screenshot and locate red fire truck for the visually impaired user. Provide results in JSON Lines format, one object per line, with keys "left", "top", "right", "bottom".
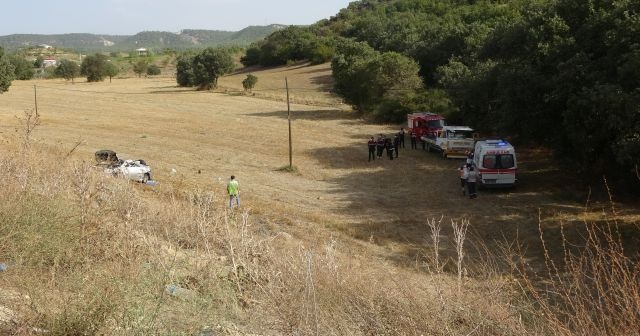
{"left": 407, "top": 112, "right": 446, "bottom": 139}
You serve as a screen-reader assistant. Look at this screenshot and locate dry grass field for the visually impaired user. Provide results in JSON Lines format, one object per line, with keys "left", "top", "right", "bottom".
{"left": 0, "top": 63, "right": 639, "bottom": 334}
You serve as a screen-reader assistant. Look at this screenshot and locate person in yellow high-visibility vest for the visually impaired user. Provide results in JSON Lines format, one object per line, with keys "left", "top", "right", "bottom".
{"left": 227, "top": 175, "right": 240, "bottom": 208}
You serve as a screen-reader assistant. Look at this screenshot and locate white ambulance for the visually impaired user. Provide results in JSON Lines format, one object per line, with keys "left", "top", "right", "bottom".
{"left": 472, "top": 140, "right": 517, "bottom": 188}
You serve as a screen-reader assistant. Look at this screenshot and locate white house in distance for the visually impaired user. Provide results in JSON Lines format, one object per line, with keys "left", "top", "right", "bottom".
{"left": 136, "top": 48, "right": 148, "bottom": 56}
{"left": 43, "top": 57, "right": 57, "bottom": 67}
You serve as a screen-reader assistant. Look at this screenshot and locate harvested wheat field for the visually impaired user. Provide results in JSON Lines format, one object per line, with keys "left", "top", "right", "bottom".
{"left": 2, "top": 67, "right": 637, "bottom": 260}
{"left": 1, "top": 64, "right": 639, "bottom": 334}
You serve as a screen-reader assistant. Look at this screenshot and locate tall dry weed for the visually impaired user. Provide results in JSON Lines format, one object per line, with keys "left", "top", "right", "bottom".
{"left": 509, "top": 184, "right": 640, "bottom": 336}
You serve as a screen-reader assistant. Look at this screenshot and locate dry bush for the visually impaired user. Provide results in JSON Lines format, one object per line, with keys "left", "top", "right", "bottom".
{"left": 509, "top": 198, "right": 640, "bottom": 335}
{"left": 241, "top": 228, "right": 526, "bottom": 335}
{"left": 0, "top": 141, "right": 166, "bottom": 334}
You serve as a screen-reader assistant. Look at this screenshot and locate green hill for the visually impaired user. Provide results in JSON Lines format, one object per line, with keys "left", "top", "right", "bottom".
{"left": 0, "top": 25, "right": 283, "bottom": 52}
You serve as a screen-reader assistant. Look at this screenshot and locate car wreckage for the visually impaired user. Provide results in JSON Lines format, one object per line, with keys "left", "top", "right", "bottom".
{"left": 95, "top": 150, "right": 152, "bottom": 183}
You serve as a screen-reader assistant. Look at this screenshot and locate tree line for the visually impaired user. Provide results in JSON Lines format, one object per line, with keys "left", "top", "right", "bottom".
{"left": 0, "top": 48, "right": 164, "bottom": 87}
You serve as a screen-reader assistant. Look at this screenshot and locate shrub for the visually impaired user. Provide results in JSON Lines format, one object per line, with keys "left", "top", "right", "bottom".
{"left": 242, "top": 74, "right": 258, "bottom": 92}
{"left": 132, "top": 59, "right": 149, "bottom": 77}
{"left": 80, "top": 54, "right": 108, "bottom": 82}
{"left": 9, "top": 54, "right": 35, "bottom": 80}
{"left": 146, "top": 64, "right": 161, "bottom": 76}
{"left": 240, "top": 45, "right": 262, "bottom": 67}
{"left": 176, "top": 54, "right": 195, "bottom": 87}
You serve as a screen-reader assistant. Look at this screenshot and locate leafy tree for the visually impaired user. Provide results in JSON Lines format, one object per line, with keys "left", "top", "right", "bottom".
{"left": 332, "top": 39, "right": 422, "bottom": 120}
{"left": 191, "top": 48, "right": 234, "bottom": 90}
{"left": 440, "top": 0, "right": 640, "bottom": 179}
{"left": 240, "top": 45, "right": 262, "bottom": 66}
{"left": 54, "top": 59, "right": 80, "bottom": 83}
{"left": 331, "top": 39, "right": 379, "bottom": 110}
{"left": 257, "top": 26, "right": 315, "bottom": 66}
{"left": 242, "top": 74, "right": 258, "bottom": 92}
{"left": 176, "top": 53, "right": 195, "bottom": 87}
{"left": 146, "top": 64, "right": 161, "bottom": 76}
{"left": 242, "top": 26, "right": 336, "bottom": 67}
{"left": 306, "top": 37, "right": 336, "bottom": 65}
{"left": 133, "top": 59, "right": 149, "bottom": 78}
{"left": 34, "top": 56, "right": 44, "bottom": 68}
{"left": 9, "top": 55, "right": 35, "bottom": 80}
{"left": 0, "top": 47, "right": 15, "bottom": 93}
{"left": 80, "top": 54, "right": 108, "bottom": 82}
{"left": 104, "top": 62, "right": 119, "bottom": 83}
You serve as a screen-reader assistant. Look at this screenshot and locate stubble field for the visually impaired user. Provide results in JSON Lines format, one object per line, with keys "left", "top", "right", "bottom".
{"left": 1, "top": 64, "right": 637, "bottom": 265}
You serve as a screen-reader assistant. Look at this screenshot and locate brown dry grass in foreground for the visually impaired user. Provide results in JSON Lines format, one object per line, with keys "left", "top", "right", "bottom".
{"left": 0, "top": 136, "right": 526, "bottom": 335}
{"left": 1, "top": 134, "right": 638, "bottom": 335}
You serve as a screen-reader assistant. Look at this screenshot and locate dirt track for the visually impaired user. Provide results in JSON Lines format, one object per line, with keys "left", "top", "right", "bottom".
{"left": 1, "top": 75, "right": 638, "bottom": 264}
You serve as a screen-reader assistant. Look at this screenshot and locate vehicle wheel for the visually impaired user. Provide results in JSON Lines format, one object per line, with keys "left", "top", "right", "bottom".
{"left": 142, "top": 173, "right": 150, "bottom": 184}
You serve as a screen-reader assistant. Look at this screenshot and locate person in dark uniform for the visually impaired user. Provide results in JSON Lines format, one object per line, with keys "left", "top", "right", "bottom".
{"left": 399, "top": 128, "right": 406, "bottom": 148}
{"left": 393, "top": 134, "right": 400, "bottom": 158}
{"left": 385, "top": 138, "right": 394, "bottom": 160}
{"left": 368, "top": 137, "right": 376, "bottom": 162}
{"left": 376, "top": 135, "right": 385, "bottom": 158}
{"left": 410, "top": 130, "right": 417, "bottom": 149}
{"left": 466, "top": 151, "right": 474, "bottom": 165}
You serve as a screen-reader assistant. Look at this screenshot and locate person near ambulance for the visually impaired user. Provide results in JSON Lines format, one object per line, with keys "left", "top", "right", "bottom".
{"left": 458, "top": 164, "right": 469, "bottom": 196}
{"left": 466, "top": 165, "right": 478, "bottom": 199}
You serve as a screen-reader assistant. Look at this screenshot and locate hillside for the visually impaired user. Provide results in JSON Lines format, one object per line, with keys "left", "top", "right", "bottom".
{"left": 0, "top": 25, "right": 283, "bottom": 52}
{"left": 0, "top": 64, "right": 638, "bottom": 333}
{"left": 247, "top": 0, "right": 640, "bottom": 185}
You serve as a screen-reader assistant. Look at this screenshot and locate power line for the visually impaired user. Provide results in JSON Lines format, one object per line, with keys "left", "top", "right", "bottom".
{"left": 34, "top": 84, "right": 334, "bottom": 95}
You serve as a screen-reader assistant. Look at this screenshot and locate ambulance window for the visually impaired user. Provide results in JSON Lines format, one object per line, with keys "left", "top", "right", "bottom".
{"left": 482, "top": 155, "right": 496, "bottom": 168}
{"left": 498, "top": 155, "right": 514, "bottom": 169}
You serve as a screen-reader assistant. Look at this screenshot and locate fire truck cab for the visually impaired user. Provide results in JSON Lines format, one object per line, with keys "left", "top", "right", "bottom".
{"left": 407, "top": 112, "right": 446, "bottom": 139}
{"left": 473, "top": 140, "right": 517, "bottom": 188}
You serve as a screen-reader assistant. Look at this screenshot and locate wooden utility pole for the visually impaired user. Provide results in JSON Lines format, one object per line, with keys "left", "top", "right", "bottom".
{"left": 34, "top": 85, "right": 39, "bottom": 116}
{"left": 286, "top": 77, "right": 292, "bottom": 169}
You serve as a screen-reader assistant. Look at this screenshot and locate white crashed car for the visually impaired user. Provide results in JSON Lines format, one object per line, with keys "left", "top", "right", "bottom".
{"left": 95, "top": 150, "right": 152, "bottom": 183}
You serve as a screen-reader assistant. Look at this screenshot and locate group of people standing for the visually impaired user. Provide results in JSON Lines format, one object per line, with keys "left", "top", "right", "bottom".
{"left": 458, "top": 152, "right": 478, "bottom": 199}
{"left": 368, "top": 128, "right": 408, "bottom": 162}
{"left": 367, "top": 130, "right": 480, "bottom": 199}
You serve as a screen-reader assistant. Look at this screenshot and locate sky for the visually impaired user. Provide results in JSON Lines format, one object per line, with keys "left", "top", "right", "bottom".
{"left": 0, "top": 0, "right": 353, "bottom": 35}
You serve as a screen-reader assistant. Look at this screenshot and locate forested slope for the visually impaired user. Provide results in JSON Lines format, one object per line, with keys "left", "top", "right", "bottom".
{"left": 246, "top": 0, "right": 640, "bottom": 182}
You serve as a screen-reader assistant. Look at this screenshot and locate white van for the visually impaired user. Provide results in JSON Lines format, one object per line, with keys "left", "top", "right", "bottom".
{"left": 473, "top": 140, "right": 517, "bottom": 187}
